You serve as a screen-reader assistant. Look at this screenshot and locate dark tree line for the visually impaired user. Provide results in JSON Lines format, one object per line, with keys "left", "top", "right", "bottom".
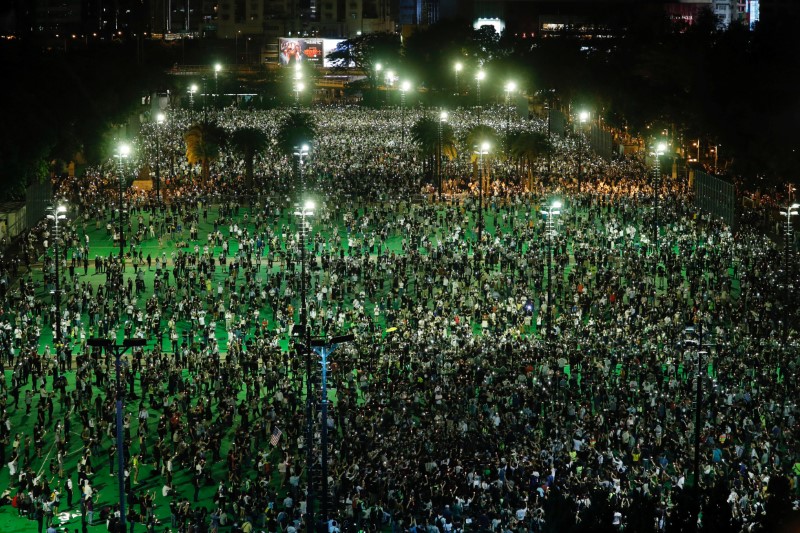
{"left": 1, "top": 8, "right": 797, "bottom": 200}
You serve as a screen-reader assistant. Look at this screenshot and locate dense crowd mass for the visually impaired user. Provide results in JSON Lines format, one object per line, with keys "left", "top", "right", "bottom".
{"left": 0, "top": 104, "right": 798, "bottom": 533}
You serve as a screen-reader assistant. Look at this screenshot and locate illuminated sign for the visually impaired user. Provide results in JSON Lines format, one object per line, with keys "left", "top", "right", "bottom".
{"left": 279, "top": 38, "right": 348, "bottom": 67}
{"left": 279, "top": 38, "right": 323, "bottom": 65}
{"left": 473, "top": 18, "right": 505, "bottom": 35}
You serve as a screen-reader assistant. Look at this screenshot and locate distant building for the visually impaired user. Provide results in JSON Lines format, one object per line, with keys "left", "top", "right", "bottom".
{"left": 211, "top": 0, "right": 392, "bottom": 40}
{"left": 399, "top": 0, "right": 440, "bottom": 26}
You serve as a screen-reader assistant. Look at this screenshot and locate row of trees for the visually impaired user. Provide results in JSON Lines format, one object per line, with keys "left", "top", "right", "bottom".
{"left": 1, "top": 8, "right": 796, "bottom": 200}
{"left": 327, "top": 12, "right": 799, "bottom": 187}
{"left": 183, "top": 111, "right": 317, "bottom": 186}
{"left": 181, "top": 110, "right": 553, "bottom": 194}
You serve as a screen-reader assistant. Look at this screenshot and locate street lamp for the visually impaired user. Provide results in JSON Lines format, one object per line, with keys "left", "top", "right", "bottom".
{"left": 294, "top": 73, "right": 305, "bottom": 109}
{"left": 438, "top": 110, "right": 448, "bottom": 201}
{"left": 375, "top": 62, "right": 382, "bottom": 89}
{"left": 541, "top": 200, "right": 562, "bottom": 340}
{"left": 294, "top": 144, "right": 310, "bottom": 192}
{"left": 188, "top": 83, "right": 198, "bottom": 114}
{"left": 712, "top": 144, "right": 721, "bottom": 174}
{"left": 454, "top": 61, "right": 463, "bottom": 94}
{"left": 505, "top": 81, "right": 517, "bottom": 152}
{"left": 385, "top": 70, "right": 395, "bottom": 105}
{"left": 155, "top": 113, "right": 165, "bottom": 203}
{"left": 653, "top": 141, "right": 667, "bottom": 251}
{"left": 475, "top": 69, "right": 486, "bottom": 116}
{"left": 46, "top": 204, "right": 67, "bottom": 346}
{"left": 473, "top": 141, "right": 490, "bottom": 265}
{"left": 214, "top": 63, "right": 222, "bottom": 105}
{"left": 780, "top": 202, "right": 799, "bottom": 336}
{"left": 114, "top": 143, "right": 131, "bottom": 285}
{"left": 577, "top": 110, "right": 589, "bottom": 193}
{"left": 401, "top": 80, "right": 411, "bottom": 143}
{"left": 202, "top": 77, "right": 208, "bottom": 123}
{"left": 683, "top": 324, "right": 714, "bottom": 512}
{"left": 308, "top": 333, "right": 354, "bottom": 525}
{"left": 87, "top": 337, "right": 147, "bottom": 532}
{"left": 292, "top": 199, "right": 315, "bottom": 533}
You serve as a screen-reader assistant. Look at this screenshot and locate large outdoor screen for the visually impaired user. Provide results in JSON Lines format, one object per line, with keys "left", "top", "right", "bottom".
{"left": 278, "top": 38, "right": 347, "bottom": 67}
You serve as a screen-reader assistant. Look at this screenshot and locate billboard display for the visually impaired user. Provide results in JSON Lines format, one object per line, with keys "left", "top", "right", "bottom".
{"left": 322, "top": 39, "right": 347, "bottom": 67}
{"left": 279, "top": 38, "right": 324, "bottom": 65}
{"left": 278, "top": 38, "right": 348, "bottom": 67}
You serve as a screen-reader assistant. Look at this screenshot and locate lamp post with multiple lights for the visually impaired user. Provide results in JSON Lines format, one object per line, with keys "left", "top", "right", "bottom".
{"left": 385, "top": 70, "right": 395, "bottom": 105}
{"left": 46, "top": 204, "right": 67, "bottom": 345}
{"left": 505, "top": 81, "right": 517, "bottom": 153}
{"left": 294, "top": 64, "right": 304, "bottom": 108}
{"left": 473, "top": 142, "right": 490, "bottom": 265}
{"left": 653, "top": 141, "right": 667, "bottom": 251}
{"left": 214, "top": 63, "right": 222, "bottom": 105}
{"left": 188, "top": 83, "right": 198, "bottom": 117}
{"left": 780, "top": 202, "right": 799, "bottom": 339}
{"left": 87, "top": 337, "right": 147, "bottom": 531}
{"left": 293, "top": 197, "right": 315, "bottom": 533}
{"left": 292, "top": 142, "right": 314, "bottom": 532}
{"left": 155, "top": 113, "right": 165, "bottom": 203}
{"left": 438, "top": 110, "right": 448, "bottom": 201}
{"left": 114, "top": 143, "right": 131, "bottom": 291}
{"left": 401, "top": 80, "right": 411, "bottom": 143}
{"left": 541, "top": 201, "right": 562, "bottom": 340}
{"left": 476, "top": 69, "right": 485, "bottom": 121}
{"left": 577, "top": 110, "right": 589, "bottom": 192}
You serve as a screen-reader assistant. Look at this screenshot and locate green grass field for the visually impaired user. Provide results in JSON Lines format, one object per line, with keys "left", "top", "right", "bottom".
{"left": 0, "top": 201, "right": 739, "bottom": 533}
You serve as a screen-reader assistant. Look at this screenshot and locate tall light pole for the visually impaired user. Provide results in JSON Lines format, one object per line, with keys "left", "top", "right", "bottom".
{"left": 541, "top": 201, "right": 562, "bottom": 340}
{"left": 46, "top": 205, "right": 67, "bottom": 346}
{"left": 155, "top": 113, "right": 165, "bottom": 203}
{"left": 401, "top": 80, "right": 410, "bottom": 144}
{"left": 653, "top": 141, "right": 666, "bottom": 251}
{"left": 454, "top": 61, "right": 463, "bottom": 95}
{"left": 188, "top": 83, "right": 197, "bottom": 116}
{"left": 293, "top": 198, "right": 315, "bottom": 533}
{"left": 87, "top": 337, "right": 147, "bottom": 532}
{"left": 473, "top": 142, "right": 490, "bottom": 266}
{"left": 375, "top": 62, "right": 382, "bottom": 94}
{"left": 214, "top": 63, "right": 222, "bottom": 106}
{"left": 294, "top": 144, "right": 309, "bottom": 192}
{"left": 780, "top": 203, "right": 799, "bottom": 339}
{"left": 577, "top": 110, "right": 589, "bottom": 193}
{"left": 202, "top": 76, "right": 208, "bottom": 124}
{"left": 684, "top": 323, "right": 714, "bottom": 519}
{"left": 115, "top": 143, "right": 131, "bottom": 293}
{"left": 438, "top": 110, "right": 448, "bottom": 201}
{"left": 385, "top": 70, "right": 394, "bottom": 105}
{"left": 308, "top": 334, "right": 353, "bottom": 526}
{"left": 475, "top": 69, "right": 485, "bottom": 120}
{"left": 713, "top": 144, "right": 720, "bottom": 174}
{"left": 505, "top": 81, "right": 516, "bottom": 153}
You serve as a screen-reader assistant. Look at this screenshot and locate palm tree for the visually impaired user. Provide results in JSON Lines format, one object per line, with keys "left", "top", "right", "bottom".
{"left": 275, "top": 111, "right": 318, "bottom": 157}
{"left": 464, "top": 125, "right": 499, "bottom": 154}
{"left": 508, "top": 131, "right": 552, "bottom": 189}
{"left": 184, "top": 122, "right": 226, "bottom": 182}
{"left": 229, "top": 127, "right": 269, "bottom": 189}
{"left": 411, "top": 116, "right": 457, "bottom": 185}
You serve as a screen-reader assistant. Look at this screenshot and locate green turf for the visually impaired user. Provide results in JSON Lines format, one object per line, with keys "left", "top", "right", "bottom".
{"left": 0, "top": 200, "right": 745, "bottom": 533}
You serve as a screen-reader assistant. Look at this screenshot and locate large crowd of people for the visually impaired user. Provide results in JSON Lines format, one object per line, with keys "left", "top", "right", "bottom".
{"left": 0, "top": 104, "right": 798, "bottom": 533}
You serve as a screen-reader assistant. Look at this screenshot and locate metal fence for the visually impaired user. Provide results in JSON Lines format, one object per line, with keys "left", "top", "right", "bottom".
{"left": 548, "top": 109, "right": 567, "bottom": 137}
{"left": 589, "top": 124, "right": 614, "bottom": 161}
{"left": 693, "top": 170, "right": 735, "bottom": 229}
{"left": 26, "top": 180, "right": 53, "bottom": 230}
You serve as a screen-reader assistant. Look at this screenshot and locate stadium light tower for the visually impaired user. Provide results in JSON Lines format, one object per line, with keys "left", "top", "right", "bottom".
{"left": 541, "top": 200, "right": 562, "bottom": 340}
